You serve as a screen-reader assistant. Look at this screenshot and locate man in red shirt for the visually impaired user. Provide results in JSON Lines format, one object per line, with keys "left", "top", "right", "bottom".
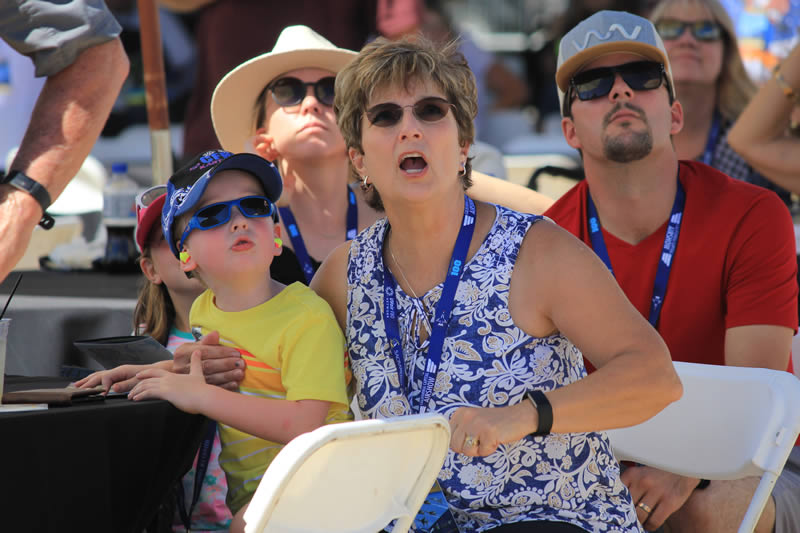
{"left": 545, "top": 10, "right": 799, "bottom": 533}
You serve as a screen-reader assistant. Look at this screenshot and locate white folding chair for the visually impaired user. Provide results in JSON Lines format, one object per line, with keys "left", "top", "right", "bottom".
{"left": 242, "top": 413, "right": 451, "bottom": 533}
{"left": 606, "top": 361, "right": 800, "bottom": 533}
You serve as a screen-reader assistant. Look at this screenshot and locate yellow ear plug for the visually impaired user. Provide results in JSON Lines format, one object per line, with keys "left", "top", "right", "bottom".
{"left": 179, "top": 251, "right": 190, "bottom": 263}
{"left": 274, "top": 237, "right": 283, "bottom": 249}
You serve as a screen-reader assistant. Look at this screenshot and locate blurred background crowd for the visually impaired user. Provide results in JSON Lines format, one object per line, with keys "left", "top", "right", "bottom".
{"left": 1, "top": 0, "right": 798, "bottom": 247}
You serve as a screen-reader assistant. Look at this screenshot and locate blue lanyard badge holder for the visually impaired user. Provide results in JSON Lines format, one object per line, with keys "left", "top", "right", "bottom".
{"left": 279, "top": 187, "right": 358, "bottom": 284}
{"left": 382, "top": 196, "right": 476, "bottom": 533}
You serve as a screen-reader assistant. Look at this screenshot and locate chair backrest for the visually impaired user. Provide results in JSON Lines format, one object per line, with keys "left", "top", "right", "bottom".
{"left": 606, "top": 361, "right": 800, "bottom": 533}
{"left": 243, "top": 413, "right": 451, "bottom": 533}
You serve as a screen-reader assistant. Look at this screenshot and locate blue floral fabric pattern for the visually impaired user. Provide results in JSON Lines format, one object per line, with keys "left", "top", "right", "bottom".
{"left": 345, "top": 204, "right": 643, "bottom": 533}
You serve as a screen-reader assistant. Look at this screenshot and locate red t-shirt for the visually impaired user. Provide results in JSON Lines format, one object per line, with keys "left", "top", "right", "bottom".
{"left": 545, "top": 161, "right": 798, "bottom": 372}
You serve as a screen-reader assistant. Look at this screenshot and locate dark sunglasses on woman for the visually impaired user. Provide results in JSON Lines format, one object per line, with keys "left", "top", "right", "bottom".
{"left": 266, "top": 76, "right": 336, "bottom": 107}
{"left": 655, "top": 19, "right": 722, "bottom": 41}
{"left": 366, "top": 96, "right": 455, "bottom": 127}
{"left": 570, "top": 61, "right": 666, "bottom": 102}
{"left": 178, "top": 196, "right": 276, "bottom": 251}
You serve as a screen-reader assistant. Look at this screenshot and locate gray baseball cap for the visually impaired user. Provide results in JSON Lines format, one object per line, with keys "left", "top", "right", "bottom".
{"left": 556, "top": 10, "right": 675, "bottom": 115}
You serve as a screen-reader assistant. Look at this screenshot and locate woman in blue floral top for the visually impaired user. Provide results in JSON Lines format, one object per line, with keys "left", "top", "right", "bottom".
{"left": 311, "top": 36, "right": 684, "bottom": 533}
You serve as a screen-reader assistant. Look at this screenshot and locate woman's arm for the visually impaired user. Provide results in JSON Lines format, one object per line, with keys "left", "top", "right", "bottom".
{"left": 310, "top": 242, "right": 352, "bottom": 331}
{"left": 468, "top": 171, "right": 554, "bottom": 215}
{"left": 518, "top": 221, "right": 682, "bottom": 431}
{"left": 728, "top": 44, "right": 800, "bottom": 192}
{"left": 451, "top": 221, "right": 682, "bottom": 456}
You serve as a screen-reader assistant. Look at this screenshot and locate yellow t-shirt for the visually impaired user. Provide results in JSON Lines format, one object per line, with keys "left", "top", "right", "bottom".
{"left": 190, "top": 282, "right": 351, "bottom": 514}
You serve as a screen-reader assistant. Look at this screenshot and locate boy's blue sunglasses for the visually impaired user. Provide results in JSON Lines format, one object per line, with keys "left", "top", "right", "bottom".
{"left": 178, "top": 195, "right": 275, "bottom": 251}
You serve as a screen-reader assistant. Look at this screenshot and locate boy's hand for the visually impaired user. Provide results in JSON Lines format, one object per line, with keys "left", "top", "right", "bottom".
{"left": 73, "top": 364, "right": 150, "bottom": 394}
{"left": 173, "top": 330, "right": 244, "bottom": 390}
{"left": 129, "top": 352, "right": 209, "bottom": 414}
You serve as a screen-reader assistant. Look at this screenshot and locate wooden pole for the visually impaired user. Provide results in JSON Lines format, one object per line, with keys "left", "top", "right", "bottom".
{"left": 137, "top": 0, "right": 173, "bottom": 184}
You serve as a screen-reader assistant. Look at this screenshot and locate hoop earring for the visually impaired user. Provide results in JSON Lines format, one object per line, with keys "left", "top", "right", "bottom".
{"left": 458, "top": 163, "right": 467, "bottom": 177}
{"left": 360, "top": 174, "right": 372, "bottom": 192}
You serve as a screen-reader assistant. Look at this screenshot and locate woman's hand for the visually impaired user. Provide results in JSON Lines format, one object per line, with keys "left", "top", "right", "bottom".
{"left": 172, "top": 330, "right": 244, "bottom": 390}
{"left": 73, "top": 363, "right": 155, "bottom": 393}
{"left": 128, "top": 352, "right": 209, "bottom": 414}
{"left": 448, "top": 401, "right": 537, "bottom": 457}
{"left": 622, "top": 465, "right": 698, "bottom": 530}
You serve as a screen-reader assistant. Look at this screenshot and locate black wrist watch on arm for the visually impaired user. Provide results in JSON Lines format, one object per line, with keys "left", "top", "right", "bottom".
{"left": 1, "top": 170, "right": 55, "bottom": 229}
{"left": 526, "top": 390, "right": 553, "bottom": 436}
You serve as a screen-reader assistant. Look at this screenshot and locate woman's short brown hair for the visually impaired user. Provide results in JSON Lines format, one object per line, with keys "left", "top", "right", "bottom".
{"left": 334, "top": 36, "right": 477, "bottom": 210}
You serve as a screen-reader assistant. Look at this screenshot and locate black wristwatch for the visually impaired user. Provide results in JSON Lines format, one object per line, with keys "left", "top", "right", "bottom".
{"left": 1, "top": 171, "right": 55, "bottom": 229}
{"left": 526, "top": 390, "right": 553, "bottom": 436}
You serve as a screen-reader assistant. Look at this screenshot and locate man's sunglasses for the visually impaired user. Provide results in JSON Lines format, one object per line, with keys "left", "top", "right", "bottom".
{"left": 655, "top": 19, "right": 722, "bottom": 41}
{"left": 365, "top": 97, "right": 455, "bottom": 127}
{"left": 178, "top": 196, "right": 275, "bottom": 251}
{"left": 570, "top": 61, "right": 666, "bottom": 103}
{"left": 267, "top": 76, "right": 336, "bottom": 107}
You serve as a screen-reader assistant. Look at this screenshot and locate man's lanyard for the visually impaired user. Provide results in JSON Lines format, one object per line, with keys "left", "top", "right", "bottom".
{"left": 382, "top": 196, "right": 476, "bottom": 414}
{"left": 701, "top": 111, "right": 721, "bottom": 166}
{"left": 278, "top": 187, "right": 358, "bottom": 284}
{"left": 176, "top": 419, "right": 217, "bottom": 532}
{"left": 586, "top": 172, "right": 685, "bottom": 327}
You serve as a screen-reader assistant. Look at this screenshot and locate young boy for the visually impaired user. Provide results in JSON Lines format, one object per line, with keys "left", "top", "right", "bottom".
{"left": 129, "top": 149, "right": 351, "bottom": 518}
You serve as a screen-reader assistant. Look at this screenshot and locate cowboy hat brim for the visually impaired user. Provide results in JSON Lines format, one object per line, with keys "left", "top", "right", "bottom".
{"left": 212, "top": 47, "right": 357, "bottom": 153}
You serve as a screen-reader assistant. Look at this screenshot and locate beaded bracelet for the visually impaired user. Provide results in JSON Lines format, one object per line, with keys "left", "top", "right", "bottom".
{"left": 773, "top": 64, "right": 800, "bottom": 104}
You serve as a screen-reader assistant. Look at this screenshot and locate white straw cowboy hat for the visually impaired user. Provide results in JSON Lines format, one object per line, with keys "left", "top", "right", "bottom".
{"left": 211, "top": 25, "right": 357, "bottom": 153}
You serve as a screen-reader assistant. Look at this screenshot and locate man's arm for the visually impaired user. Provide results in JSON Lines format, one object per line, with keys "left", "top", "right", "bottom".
{"left": 0, "top": 37, "right": 129, "bottom": 280}
{"left": 624, "top": 191, "right": 798, "bottom": 531}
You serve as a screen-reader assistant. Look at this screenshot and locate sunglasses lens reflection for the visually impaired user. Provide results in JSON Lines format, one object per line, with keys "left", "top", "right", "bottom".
{"left": 573, "top": 62, "right": 663, "bottom": 101}
{"left": 197, "top": 203, "right": 229, "bottom": 228}
{"left": 195, "top": 197, "right": 274, "bottom": 230}
{"left": 366, "top": 98, "right": 452, "bottom": 127}
{"left": 656, "top": 20, "right": 721, "bottom": 41}
{"left": 270, "top": 77, "right": 336, "bottom": 107}
{"left": 239, "top": 197, "right": 273, "bottom": 216}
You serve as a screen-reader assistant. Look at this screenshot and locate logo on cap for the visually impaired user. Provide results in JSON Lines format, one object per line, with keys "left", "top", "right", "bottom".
{"left": 570, "top": 24, "right": 643, "bottom": 52}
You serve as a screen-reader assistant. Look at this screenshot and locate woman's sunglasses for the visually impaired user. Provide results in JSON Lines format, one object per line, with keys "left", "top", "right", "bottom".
{"left": 267, "top": 76, "right": 336, "bottom": 107}
{"left": 178, "top": 196, "right": 275, "bottom": 251}
{"left": 655, "top": 19, "right": 722, "bottom": 41}
{"left": 570, "top": 61, "right": 666, "bottom": 103}
{"left": 365, "top": 97, "right": 455, "bottom": 128}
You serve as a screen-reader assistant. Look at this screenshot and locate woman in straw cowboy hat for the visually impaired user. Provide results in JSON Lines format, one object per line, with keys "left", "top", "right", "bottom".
{"left": 211, "top": 24, "right": 554, "bottom": 287}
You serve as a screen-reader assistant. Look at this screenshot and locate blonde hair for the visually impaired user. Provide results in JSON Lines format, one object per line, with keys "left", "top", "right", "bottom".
{"left": 334, "top": 36, "right": 477, "bottom": 209}
{"left": 650, "top": 0, "right": 756, "bottom": 121}
{"left": 133, "top": 246, "right": 176, "bottom": 346}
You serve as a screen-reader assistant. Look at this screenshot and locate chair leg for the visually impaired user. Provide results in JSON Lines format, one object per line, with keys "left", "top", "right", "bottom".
{"left": 738, "top": 473, "right": 778, "bottom": 533}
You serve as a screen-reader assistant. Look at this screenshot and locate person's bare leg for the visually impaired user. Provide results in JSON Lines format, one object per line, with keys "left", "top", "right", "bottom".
{"left": 663, "top": 477, "right": 775, "bottom": 533}
{"left": 230, "top": 502, "right": 249, "bottom": 533}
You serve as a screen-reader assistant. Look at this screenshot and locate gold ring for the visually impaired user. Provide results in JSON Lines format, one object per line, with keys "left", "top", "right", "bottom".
{"left": 464, "top": 435, "right": 476, "bottom": 448}
{"left": 637, "top": 501, "right": 653, "bottom": 514}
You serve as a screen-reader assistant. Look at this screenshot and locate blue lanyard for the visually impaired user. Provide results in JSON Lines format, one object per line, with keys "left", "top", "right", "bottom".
{"left": 701, "top": 111, "right": 721, "bottom": 166}
{"left": 278, "top": 188, "right": 358, "bottom": 284}
{"left": 586, "top": 172, "right": 685, "bottom": 327}
{"left": 382, "top": 196, "right": 476, "bottom": 413}
{"left": 176, "top": 419, "right": 217, "bottom": 532}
